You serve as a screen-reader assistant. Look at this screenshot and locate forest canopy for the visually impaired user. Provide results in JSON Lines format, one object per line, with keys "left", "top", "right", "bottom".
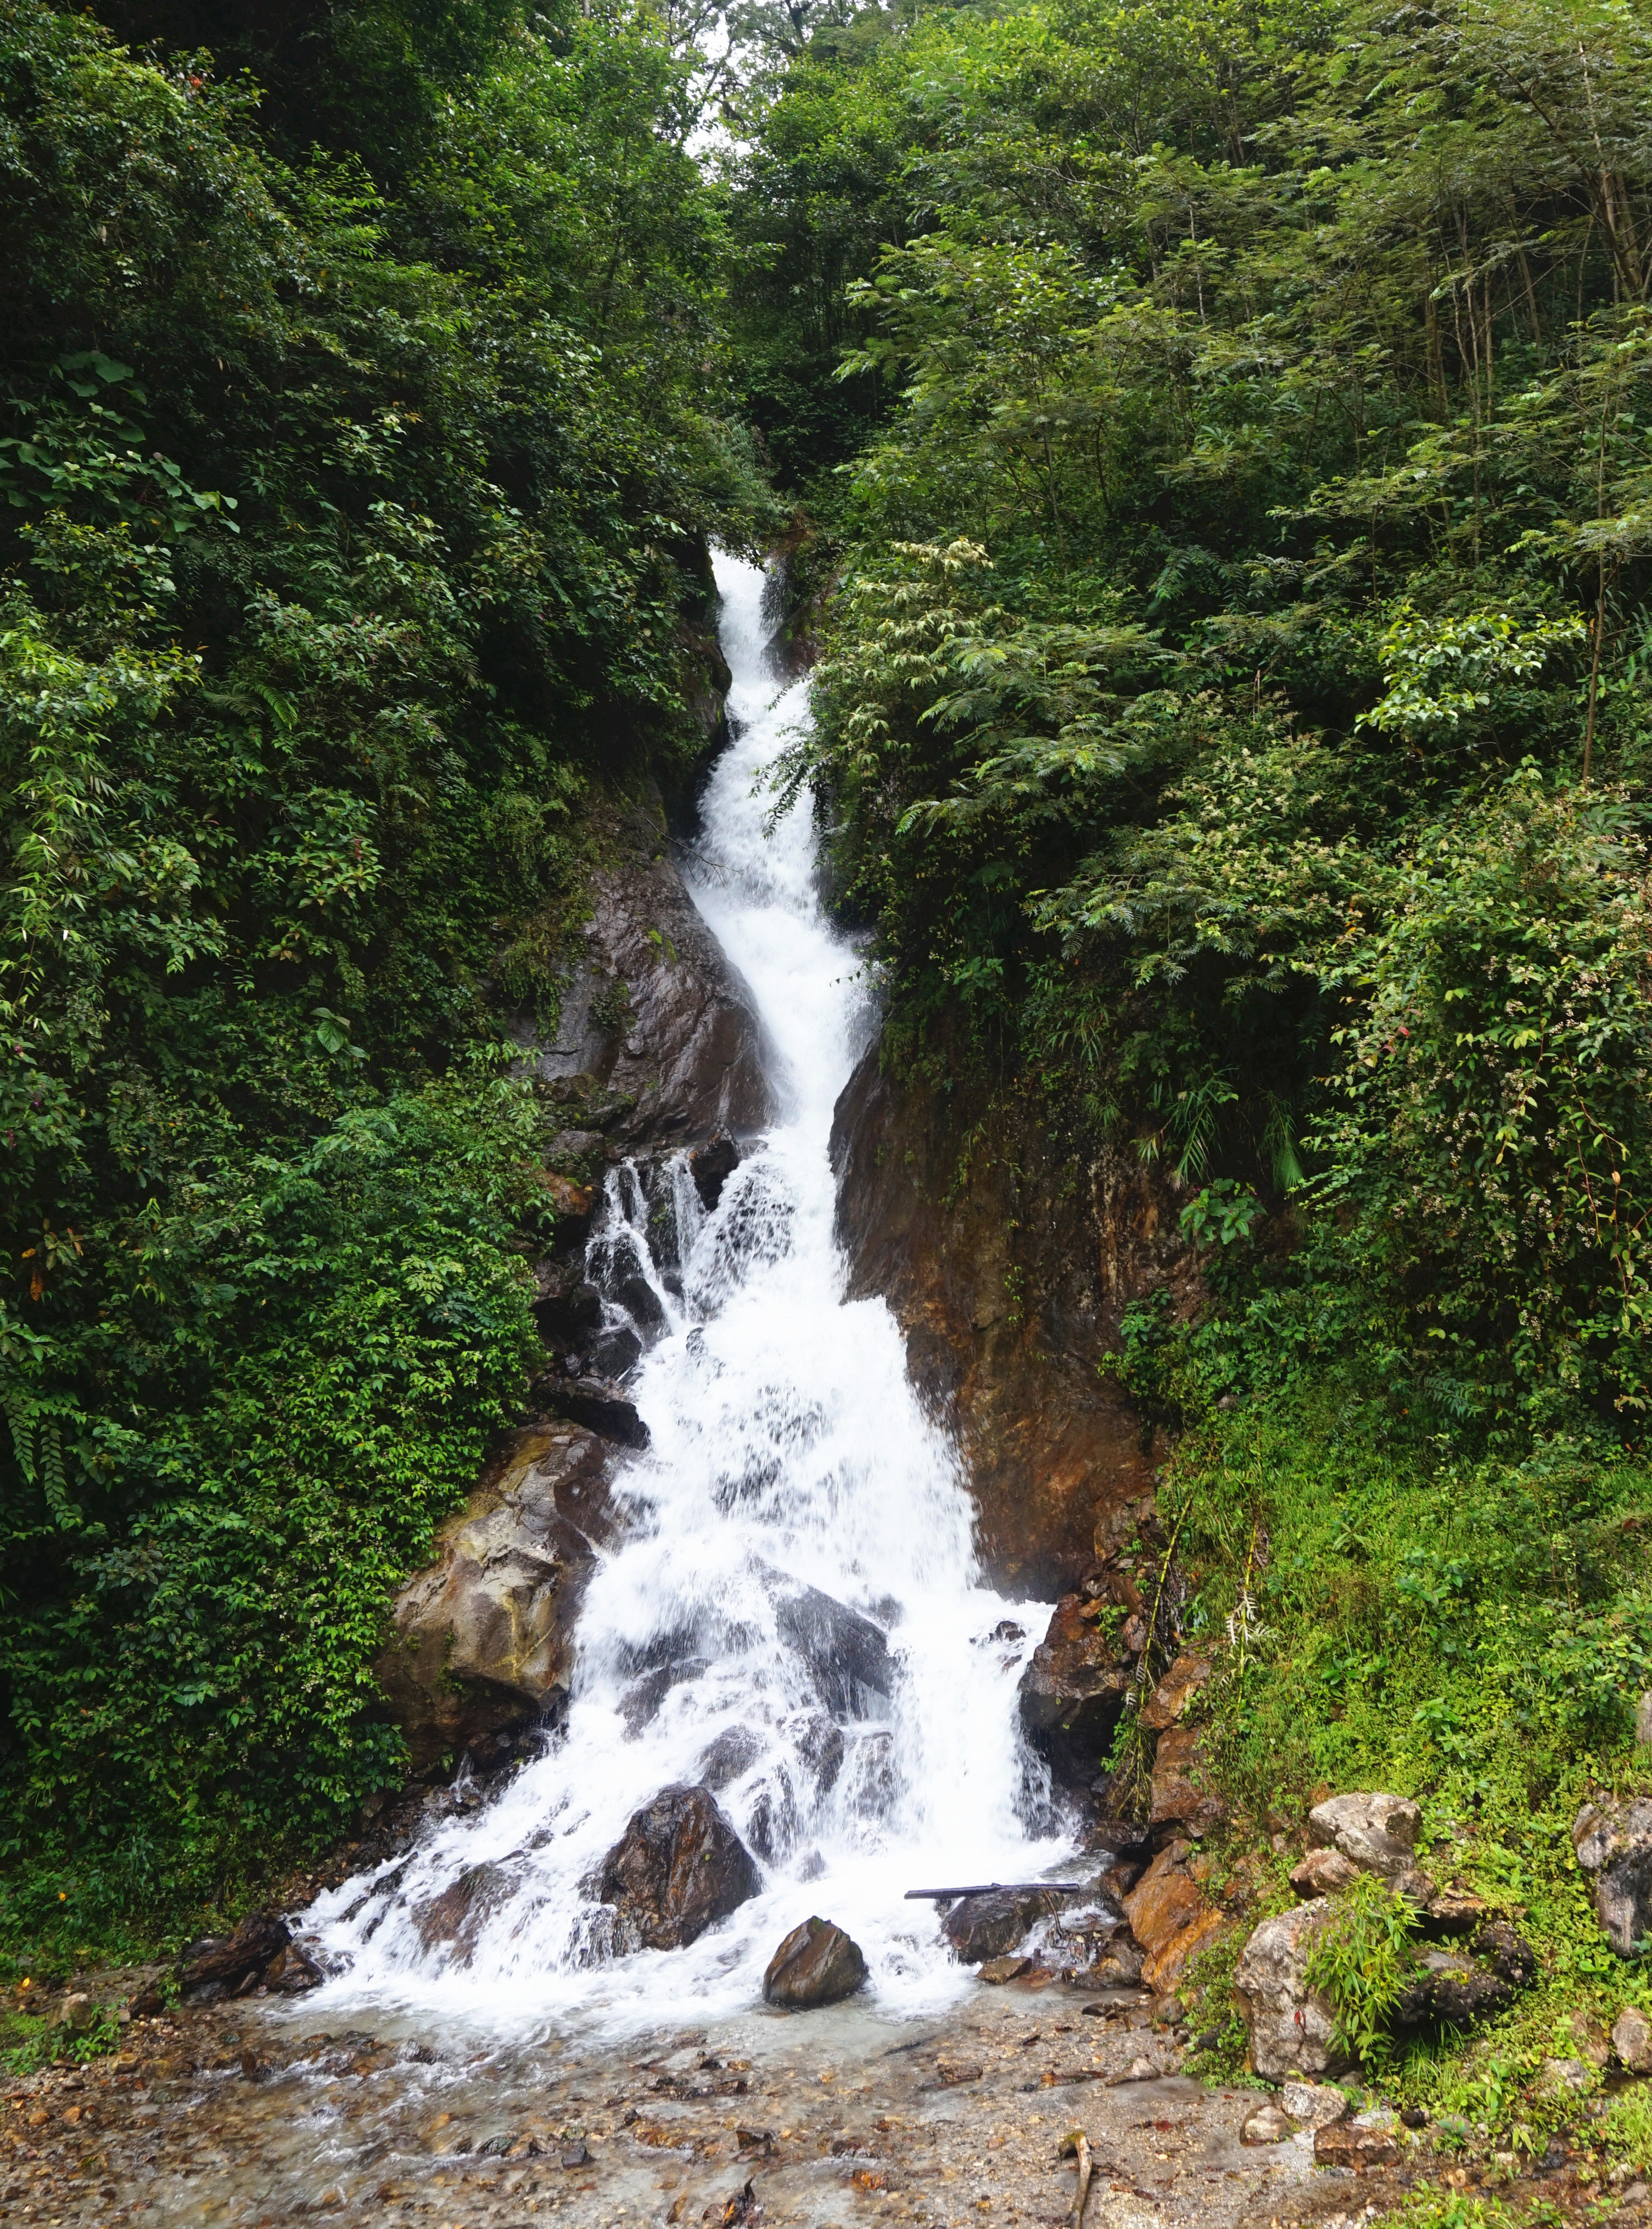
{"left": 730, "top": 0, "right": 1652, "bottom": 1436}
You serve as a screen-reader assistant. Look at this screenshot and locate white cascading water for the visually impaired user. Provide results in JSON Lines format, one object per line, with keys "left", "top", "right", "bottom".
{"left": 303, "top": 553, "right": 1071, "bottom": 2035}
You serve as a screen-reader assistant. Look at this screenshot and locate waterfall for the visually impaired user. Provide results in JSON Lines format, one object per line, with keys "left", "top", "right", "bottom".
{"left": 301, "top": 554, "right": 1067, "bottom": 2036}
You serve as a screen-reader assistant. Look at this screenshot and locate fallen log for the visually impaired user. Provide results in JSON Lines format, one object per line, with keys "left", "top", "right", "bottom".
{"left": 903, "top": 1881, "right": 1089, "bottom": 1901}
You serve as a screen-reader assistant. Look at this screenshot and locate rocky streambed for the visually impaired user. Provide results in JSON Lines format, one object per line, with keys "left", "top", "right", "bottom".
{"left": 7, "top": 1962, "right": 1651, "bottom": 2229}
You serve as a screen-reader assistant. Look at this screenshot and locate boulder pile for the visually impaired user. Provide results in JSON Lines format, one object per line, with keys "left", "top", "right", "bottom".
{"left": 1228, "top": 1788, "right": 1540, "bottom": 2074}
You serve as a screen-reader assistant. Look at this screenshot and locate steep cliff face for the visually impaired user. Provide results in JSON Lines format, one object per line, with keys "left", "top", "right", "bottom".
{"left": 830, "top": 1044, "right": 1200, "bottom": 1600}
{"left": 512, "top": 785, "right": 774, "bottom": 1147}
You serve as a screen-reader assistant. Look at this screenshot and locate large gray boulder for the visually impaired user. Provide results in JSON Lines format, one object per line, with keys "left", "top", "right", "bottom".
{"left": 1307, "top": 1791, "right": 1421, "bottom": 1879}
{"left": 1231, "top": 1901, "right": 1354, "bottom": 2079}
{"left": 376, "top": 1426, "right": 613, "bottom": 1775}
{"left": 1615, "top": 2004, "right": 1652, "bottom": 2071}
{"left": 598, "top": 1784, "right": 761, "bottom": 1952}
{"left": 1574, "top": 1797, "right": 1652, "bottom": 1956}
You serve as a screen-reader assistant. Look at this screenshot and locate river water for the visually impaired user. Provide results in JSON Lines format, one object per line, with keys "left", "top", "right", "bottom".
{"left": 300, "top": 552, "right": 1067, "bottom": 2040}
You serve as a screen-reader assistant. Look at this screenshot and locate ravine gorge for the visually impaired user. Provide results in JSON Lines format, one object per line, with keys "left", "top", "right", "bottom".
{"left": 8, "top": 1, "right": 1652, "bottom": 2225}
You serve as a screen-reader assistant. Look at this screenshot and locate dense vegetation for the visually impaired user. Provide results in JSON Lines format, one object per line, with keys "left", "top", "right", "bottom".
{"left": 0, "top": 0, "right": 771, "bottom": 1960}
{"left": 727, "top": 0, "right": 1652, "bottom": 2115}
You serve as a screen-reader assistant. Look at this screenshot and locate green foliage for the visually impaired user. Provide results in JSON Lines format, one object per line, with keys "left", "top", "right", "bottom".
{"left": 1149, "top": 1380, "right": 1652, "bottom": 2125}
{"left": 0, "top": 0, "right": 769, "bottom": 1960}
{"left": 1374, "top": 2199, "right": 1525, "bottom": 2229}
{"left": 1603, "top": 2081, "right": 1652, "bottom": 2174}
{"left": 1179, "top": 1180, "right": 1262, "bottom": 1251}
{"left": 733, "top": 0, "right": 1652, "bottom": 1442}
{"left": 0, "top": 2002, "right": 119, "bottom": 2077}
{"left": 1305, "top": 1872, "right": 1419, "bottom": 2068}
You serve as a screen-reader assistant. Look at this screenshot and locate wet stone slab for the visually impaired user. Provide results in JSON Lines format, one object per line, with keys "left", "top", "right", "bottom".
{"left": 0, "top": 1982, "right": 1351, "bottom": 2229}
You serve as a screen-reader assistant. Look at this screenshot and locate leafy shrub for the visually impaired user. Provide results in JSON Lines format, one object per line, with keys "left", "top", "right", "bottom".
{"left": 1307, "top": 775, "right": 1652, "bottom": 1432}
{"left": 1604, "top": 2082, "right": 1652, "bottom": 2174}
{"left": 1304, "top": 1872, "right": 1419, "bottom": 2068}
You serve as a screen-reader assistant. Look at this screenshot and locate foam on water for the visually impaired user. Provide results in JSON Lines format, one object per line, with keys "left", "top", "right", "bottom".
{"left": 300, "top": 554, "right": 1067, "bottom": 2038}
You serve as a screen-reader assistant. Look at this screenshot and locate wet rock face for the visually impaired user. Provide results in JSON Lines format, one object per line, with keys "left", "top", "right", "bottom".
{"left": 1574, "top": 1796, "right": 1652, "bottom": 1955}
{"left": 1231, "top": 1900, "right": 1353, "bottom": 2080}
{"left": 1121, "top": 1844, "right": 1224, "bottom": 1995}
{"left": 531, "top": 1262, "right": 605, "bottom": 1349}
{"left": 1017, "top": 1595, "right": 1132, "bottom": 1782}
{"left": 598, "top": 1784, "right": 762, "bottom": 1952}
{"left": 1140, "top": 1651, "right": 1211, "bottom": 1731}
{"left": 411, "top": 1861, "right": 520, "bottom": 1962}
{"left": 536, "top": 1372, "right": 650, "bottom": 1449}
{"left": 515, "top": 789, "right": 772, "bottom": 1149}
{"left": 691, "top": 1134, "right": 741, "bottom": 1209}
{"left": 941, "top": 1888, "right": 1066, "bottom": 1964}
{"left": 1149, "top": 1724, "right": 1225, "bottom": 1839}
{"left": 1045, "top": 1894, "right": 1131, "bottom": 1986}
{"left": 697, "top": 1724, "right": 764, "bottom": 1791}
{"left": 770, "top": 1579, "right": 893, "bottom": 1720}
{"left": 829, "top": 1042, "right": 1199, "bottom": 1597}
{"left": 376, "top": 1426, "right": 614, "bottom": 1776}
{"left": 762, "top": 1917, "right": 867, "bottom": 2007}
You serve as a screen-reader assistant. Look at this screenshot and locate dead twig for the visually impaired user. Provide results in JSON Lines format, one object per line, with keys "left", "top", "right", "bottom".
{"left": 1059, "top": 2126, "right": 1093, "bottom": 2228}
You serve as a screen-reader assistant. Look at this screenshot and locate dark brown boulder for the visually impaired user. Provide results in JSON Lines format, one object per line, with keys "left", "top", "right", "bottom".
{"left": 376, "top": 1425, "right": 614, "bottom": 1776}
{"left": 1315, "top": 2122, "right": 1399, "bottom": 2170}
{"left": 261, "top": 1942, "right": 323, "bottom": 1995}
{"left": 1475, "top": 1918, "right": 1537, "bottom": 1988}
{"left": 541, "top": 1374, "right": 650, "bottom": 1449}
{"left": 178, "top": 1910, "right": 291, "bottom": 2002}
{"left": 1017, "top": 1596, "right": 1133, "bottom": 1784}
{"left": 532, "top": 1263, "right": 605, "bottom": 1348}
{"left": 598, "top": 1784, "right": 761, "bottom": 1952}
{"left": 762, "top": 1916, "right": 867, "bottom": 2007}
{"left": 941, "top": 1886, "right": 1065, "bottom": 1964}
{"left": 411, "top": 1860, "right": 519, "bottom": 1961}
{"left": 691, "top": 1134, "right": 741, "bottom": 1210}
{"left": 1390, "top": 1921, "right": 1537, "bottom": 2034}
